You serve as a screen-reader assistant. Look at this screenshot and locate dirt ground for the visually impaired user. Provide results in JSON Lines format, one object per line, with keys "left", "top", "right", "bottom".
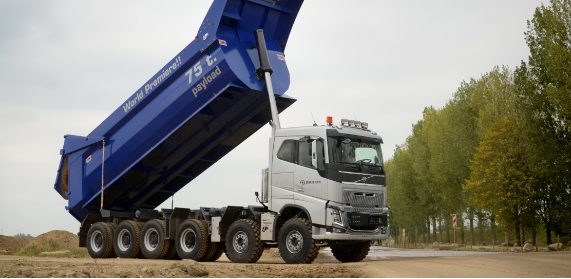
{"left": 1, "top": 248, "right": 570, "bottom": 277}
{"left": 361, "top": 250, "right": 571, "bottom": 277}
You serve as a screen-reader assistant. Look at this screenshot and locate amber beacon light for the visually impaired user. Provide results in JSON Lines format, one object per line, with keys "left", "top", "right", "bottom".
{"left": 326, "top": 116, "right": 333, "bottom": 125}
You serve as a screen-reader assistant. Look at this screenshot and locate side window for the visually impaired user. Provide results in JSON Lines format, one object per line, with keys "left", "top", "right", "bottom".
{"left": 277, "top": 140, "right": 295, "bottom": 163}
{"left": 316, "top": 139, "right": 325, "bottom": 169}
{"left": 298, "top": 141, "right": 312, "bottom": 168}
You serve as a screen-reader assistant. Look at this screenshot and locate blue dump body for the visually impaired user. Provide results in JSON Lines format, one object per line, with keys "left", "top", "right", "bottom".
{"left": 54, "top": 0, "right": 303, "bottom": 222}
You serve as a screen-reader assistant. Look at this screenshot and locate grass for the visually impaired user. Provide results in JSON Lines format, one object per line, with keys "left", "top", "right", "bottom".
{"left": 388, "top": 225, "right": 565, "bottom": 249}
{"left": 15, "top": 238, "right": 89, "bottom": 258}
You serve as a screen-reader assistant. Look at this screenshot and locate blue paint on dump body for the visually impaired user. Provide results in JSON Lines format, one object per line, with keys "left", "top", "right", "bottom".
{"left": 54, "top": 0, "right": 303, "bottom": 222}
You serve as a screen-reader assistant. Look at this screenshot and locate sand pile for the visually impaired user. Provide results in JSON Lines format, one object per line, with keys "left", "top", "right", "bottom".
{"left": 13, "top": 230, "right": 88, "bottom": 257}
{"left": 0, "top": 235, "right": 33, "bottom": 255}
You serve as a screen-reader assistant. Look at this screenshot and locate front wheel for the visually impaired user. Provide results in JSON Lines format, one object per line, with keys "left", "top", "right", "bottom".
{"left": 330, "top": 241, "right": 370, "bottom": 262}
{"left": 277, "top": 218, "right": 319, "bottom": 264}
{"left": 225, "top": 219, "right": 263, "bottom": 263}
{"left": 175, "top": 219, "right": 209, "bottom": 260}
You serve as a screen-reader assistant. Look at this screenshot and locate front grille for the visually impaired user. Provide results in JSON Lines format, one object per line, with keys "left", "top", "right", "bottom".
{"left": 347, "top": 212, "right": 387, "bottom": 230}
{"left": 343, "top": 206, "right": 385, "bottom": 214}
{"left": 343, "top": 190, "right": 383, "bottom": 207}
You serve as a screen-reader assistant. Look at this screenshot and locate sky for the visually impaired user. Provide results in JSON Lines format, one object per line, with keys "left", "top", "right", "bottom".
{"left": 0, "top": 0, "right": 544, "bottom": 236}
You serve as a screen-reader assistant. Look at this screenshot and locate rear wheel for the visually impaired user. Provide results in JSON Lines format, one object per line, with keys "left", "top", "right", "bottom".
{"left": 330, "top": 241, "right": 370, "bottom": 262}
{"left": 113, "top": 220, "right": 142, "bottom": 258}
{"left": 105, "top": 223, "right": 117, "bottom": 258}
{"left": 140, "top": 219, "right": 170, "bottom": 259}
{"left": 165, "top": 240, "right": 180, "bottom": 260}
{"left": 86, "top": 222, "right": 114, "bottom": 258}
{"left": 175, "top": 219, "right": 209, "bottom": 260}
{"left": 200, "top": 242, "right": 224, "bottom": 262}
{"left": 225, "top": 219, "right": 263, "bottom": 263}
{"left": 277, "top": 218, "right": 319, "bottom": 264}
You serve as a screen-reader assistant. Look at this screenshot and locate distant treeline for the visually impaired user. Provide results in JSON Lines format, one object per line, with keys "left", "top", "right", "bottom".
{"left": 386, "top": 0, "right": 570, "bottom": 246}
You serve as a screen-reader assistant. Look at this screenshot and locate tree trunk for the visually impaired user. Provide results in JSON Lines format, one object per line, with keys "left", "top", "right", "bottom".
{"left": 515, "top": 219, "right": 521, "bottom": 246}
{"left": 432, "top": 217, "right": 437, "bottom": 242}
{"left": 426, "top": 216, "right": 432, "bottom": 244}
{"left": 414, "top": 227, "right": 418, "bottom": 248}
{"left": 478, "top": 220, "right": 485, "bottom": 245}
{"left": 491, "top": 214, "right": 497, "bottom": 246}
{"left": 438, "top": 218, "right": 443, "bottom": 242}
{"left": 420, "top": 225, "right": 425, "bottom": 245}
{"left": 504, "top": 231, "right": 510, "bottom": 250}
{"left": 476, "top": 210, "right": 485, "bottom": 245}
{"left": 519, "top": 220, "right": 524, "bottom": 250}
{"left": 532, "top": 226, "right": 537, "bottom": 248}
{"left": 546, "top": 221, "right": 552, "bottom": 245}
{"left": 445, "top": 218, "right": 451, "bottom": 243}
{"left": 469, "top": 214, "right": 475, "bottom": 246}
{"left": 460, "top": 214, "right": 465, "bottom": 244}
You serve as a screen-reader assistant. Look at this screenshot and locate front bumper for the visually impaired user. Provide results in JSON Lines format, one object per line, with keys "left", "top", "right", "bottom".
{"left": 312, "top": 231, "right": 388, "bottom": 240}
{"left": 312, "top": 205, "right": 389, "bottom": 241}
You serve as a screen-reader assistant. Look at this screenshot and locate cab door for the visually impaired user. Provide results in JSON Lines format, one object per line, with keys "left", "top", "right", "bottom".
{"left": 272, "top": 138, "right": 295, "bottom": 194}
{"left": 293, "top": 138, "right": 327, "bottom": 200}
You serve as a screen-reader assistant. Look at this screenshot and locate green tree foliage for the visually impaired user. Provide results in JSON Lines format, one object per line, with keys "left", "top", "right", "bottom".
{"left": 514, "top": 0, "right": 571, "bottom": 242}
{"left": 386, "top": 146, "right": 424, "bottom": 234}
{"left": 386, "top": 0, "right": 570, "bottom": 245}
{"left": 465, "top": 116, "right": 536, "bottom": 233}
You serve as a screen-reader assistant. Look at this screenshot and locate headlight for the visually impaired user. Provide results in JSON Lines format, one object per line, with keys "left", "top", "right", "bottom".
{"left": 332, "top": 208, "right": 343, "bottom": 226}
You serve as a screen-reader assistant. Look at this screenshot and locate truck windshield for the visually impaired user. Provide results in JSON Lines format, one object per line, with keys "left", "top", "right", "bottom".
{"left": 329, "top": 137, "right": 383, "bottom": 166}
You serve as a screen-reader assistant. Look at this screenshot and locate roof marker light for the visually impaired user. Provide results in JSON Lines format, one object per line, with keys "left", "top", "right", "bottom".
{"left": 348, "top": 119, "right": 356, "bottom": 127}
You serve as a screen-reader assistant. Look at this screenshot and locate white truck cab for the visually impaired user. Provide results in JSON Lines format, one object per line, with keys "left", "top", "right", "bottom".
{"left": 264, "top": 118, "right": 388, "bottom": 244}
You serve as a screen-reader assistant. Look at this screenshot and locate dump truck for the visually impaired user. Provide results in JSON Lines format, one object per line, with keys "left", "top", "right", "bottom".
{"left": 54, "top": 0, "right": 388, "bottom": 264}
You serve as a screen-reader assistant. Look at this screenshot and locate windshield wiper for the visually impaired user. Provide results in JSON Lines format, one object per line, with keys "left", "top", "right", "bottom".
{"left": 337, "top": 162, "right": 360, "bottom": 171}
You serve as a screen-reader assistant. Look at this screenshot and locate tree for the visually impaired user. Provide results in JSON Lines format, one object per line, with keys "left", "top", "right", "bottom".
{"left": 514, "top": 0, "right": 571, "bottom": 242}
{"left": 386, "top": 144, "right": 426, "bottom": 245}
{"left": 386, "top": 0, "right": 570, "bottom": 247}
{"left": 465, "top": 116, "right": 536, "bottom": 245}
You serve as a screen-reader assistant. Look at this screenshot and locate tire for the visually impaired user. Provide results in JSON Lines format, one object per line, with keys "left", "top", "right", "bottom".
{"left": 140, "top": 219, "right": 170, "bottom": 259}
{"left": 331, "top": 241, "right": 371, "bottom": 263}
{"left": 200, "top": 242, "right": 224, "bottom": 262}
{"left": 277, "top": 218, "right": 319, "bottom": 264}
{"left": 175, "top": 219, "right": 209, "bottom": 260}
{"left": 86, "top": 222, "right": 114, "bottom": 258}
{"left": 105, "top": 222, "right": 118, "bottom": 258}
{"left": 165, "top": 240, "right": 181, "bottom": 260}
{"left": 209, "top": 243, "right": 225, "bottom": 261}
{"left": 113, "top": 220, "right": 142, "bottom": 258}
{"left": 225, "top": 219, "right": 263, "bottom": 263}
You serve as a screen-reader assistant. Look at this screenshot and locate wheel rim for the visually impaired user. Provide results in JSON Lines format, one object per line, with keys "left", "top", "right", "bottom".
{"left": 180, "top": 228, "right": 197, "bottom": 253}
{"left": 117, "top": 228, "right": 131, "bottom": 251}
{"left": 232, "top": 231, "right": 248, "bottom": 254}
{"left": 144, "top": 228, "right": 160, "bottom": 251}
{"left": 285, "top": 230, "right": 303, "bottom": 254}
{"left": 90, "top": 230, "right": 104, "bottom": 253}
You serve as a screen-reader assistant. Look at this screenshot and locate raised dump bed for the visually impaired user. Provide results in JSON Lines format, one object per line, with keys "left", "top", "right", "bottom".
{"left": 54, "top": 0, "right": 303, "bottom": 222}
